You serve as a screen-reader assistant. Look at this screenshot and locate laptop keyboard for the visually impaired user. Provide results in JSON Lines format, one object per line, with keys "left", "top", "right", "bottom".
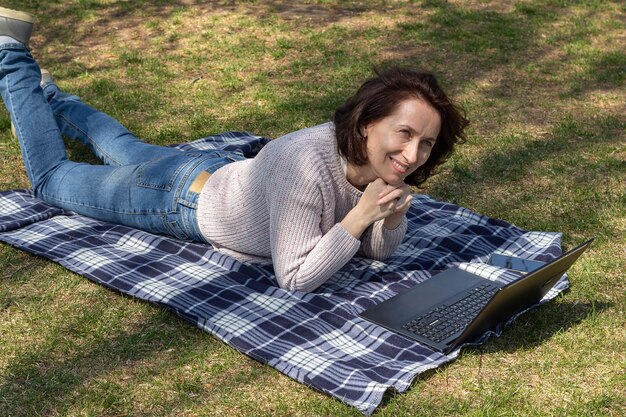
{"left": 401, "top": 282, "right": 500, "bottom": 343}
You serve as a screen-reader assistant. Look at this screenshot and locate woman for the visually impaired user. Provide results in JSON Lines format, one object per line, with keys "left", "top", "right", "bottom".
{"left": 0, "top": 7, "right": 468, "bottom": 292}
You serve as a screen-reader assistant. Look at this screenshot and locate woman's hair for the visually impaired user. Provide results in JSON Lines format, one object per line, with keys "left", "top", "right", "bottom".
{"left": 333, "top": 67, "right": 469, "bottom": 186}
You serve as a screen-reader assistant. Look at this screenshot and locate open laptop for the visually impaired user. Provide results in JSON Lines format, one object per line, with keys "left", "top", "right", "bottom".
{"left": 360, "top": 239, "right": 593, "bottom": 354}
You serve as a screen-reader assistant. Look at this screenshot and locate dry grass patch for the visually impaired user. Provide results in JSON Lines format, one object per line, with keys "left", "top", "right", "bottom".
{"left": 447, "top": 0, "right": 518, "bottom": 13}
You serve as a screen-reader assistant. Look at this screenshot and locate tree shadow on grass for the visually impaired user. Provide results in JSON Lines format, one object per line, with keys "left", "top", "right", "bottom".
{"left": 0, "top": 289, "right": 271, "bottom": 417}
{"left": 425, "top": 110, "right": 624, "bottom": 240}
{"left": 10, "top": 0, "right": 621, "bottom": 143}
{"left": 475, "top": 298, "right": 613, "bottom": 354}
{"left": 2, "top": 302, "right": 162, "bottom": 416}
{"left": 10, "top": 0, "right": 622, "bottom": 103}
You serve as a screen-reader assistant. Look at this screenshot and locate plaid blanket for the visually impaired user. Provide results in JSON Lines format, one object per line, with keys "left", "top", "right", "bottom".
{"left": 0, "top": 132, "right": 567, "bottom": 416}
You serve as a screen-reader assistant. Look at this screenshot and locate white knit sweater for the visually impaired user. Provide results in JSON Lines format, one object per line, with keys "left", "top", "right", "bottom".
{"left": 196, "top": 123, "right": 407, "bottom": 292}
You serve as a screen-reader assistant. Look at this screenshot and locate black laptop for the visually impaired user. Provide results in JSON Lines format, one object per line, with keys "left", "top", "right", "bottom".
{"left": 360, "top": 239, "right": 593, "bottom": 354}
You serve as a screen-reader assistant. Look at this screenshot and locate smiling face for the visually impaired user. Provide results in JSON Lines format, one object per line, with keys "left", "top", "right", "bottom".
{"left": 346, "top": 98, "right": 442, "bottom": 188}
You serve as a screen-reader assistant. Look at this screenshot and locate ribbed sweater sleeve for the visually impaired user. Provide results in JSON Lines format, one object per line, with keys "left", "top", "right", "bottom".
{"left": 266, "top": 153, "right": 361, "bottom": 292}
{"left": 359, "top": 217, "right": 407, "bottom": 260}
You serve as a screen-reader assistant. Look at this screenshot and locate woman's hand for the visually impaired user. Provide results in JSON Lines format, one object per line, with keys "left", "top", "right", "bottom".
{"left": 377, "top": 182, "right": 412, "bottom": 229}
{"left": 341, "top": 178, "right": 411, "bottom": 238}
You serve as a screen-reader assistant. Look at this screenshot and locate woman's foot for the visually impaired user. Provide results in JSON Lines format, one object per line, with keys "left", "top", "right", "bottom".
{"left": 0, "top": 7, "right": 36, "bottom": 46}
{"left": 40, "top": 69, "right": 54, "bottom": 86}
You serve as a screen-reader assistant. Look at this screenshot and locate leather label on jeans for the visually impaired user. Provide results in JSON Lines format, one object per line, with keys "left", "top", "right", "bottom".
{"left": 189, "top": 171, "right": 211, "bottom": 193}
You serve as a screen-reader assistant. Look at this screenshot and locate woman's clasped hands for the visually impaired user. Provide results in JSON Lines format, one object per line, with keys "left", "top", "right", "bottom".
{"left": 341, "top": 178, "right": 412, "bottom": 238}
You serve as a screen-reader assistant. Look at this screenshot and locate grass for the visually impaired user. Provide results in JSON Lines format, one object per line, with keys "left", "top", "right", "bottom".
{"left": 1, "top": 0, "right": 624, "bottom": 416}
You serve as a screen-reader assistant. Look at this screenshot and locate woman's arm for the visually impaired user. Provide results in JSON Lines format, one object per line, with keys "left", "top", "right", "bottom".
{"left": 359, "top": 217, "right": 407, "bottom": 260}
{"left": 267, "top": 173, "right": 361, "bottom": 292}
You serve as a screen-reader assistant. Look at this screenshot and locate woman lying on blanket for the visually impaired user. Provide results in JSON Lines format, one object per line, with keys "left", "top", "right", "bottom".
{"left": 0, "top": 8, "right": 468, "bottom": 292}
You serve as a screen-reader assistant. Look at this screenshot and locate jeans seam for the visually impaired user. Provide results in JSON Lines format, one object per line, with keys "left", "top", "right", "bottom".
{"left": 56, "top": 112, "right": 121, "bottom": 166}
{"left": 40, "top": 192, "right": 176, "bottom": 215}
{"left": 5, "top": 76, "right": 36, "bottom": 187}
{"left": 169, "top": 158, "right": 204, "bottom": 239}
{"left": 137, "top": 157, "right": 183, "bottom": 191}
{"left": 136, "top": 153, "right": 204, "bottom": 191}
{"left": 167, "top": 156, "right": 212, "bottom": 240}
{"left": 178, "top": 194, "right": 198, "bottom": 241}
{"left": 0, "top": 43, "right": 31, "bottom": 52}
{"left": 162, "top": 215, "right": 190, "bottom": 241}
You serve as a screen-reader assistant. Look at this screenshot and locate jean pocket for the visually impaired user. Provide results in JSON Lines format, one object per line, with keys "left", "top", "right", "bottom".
{"left": 136, "top": 154, "right": 201, "bottom": 191}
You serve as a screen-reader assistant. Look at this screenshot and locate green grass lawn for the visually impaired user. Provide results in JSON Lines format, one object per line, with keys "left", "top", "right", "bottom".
{"left": 1, "top": 1, "right": 624, "bottom": 416}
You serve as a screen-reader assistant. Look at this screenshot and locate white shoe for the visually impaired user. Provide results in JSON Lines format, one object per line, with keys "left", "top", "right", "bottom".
{"left": 40, "top": 69, "right": 54, "bottom": 86}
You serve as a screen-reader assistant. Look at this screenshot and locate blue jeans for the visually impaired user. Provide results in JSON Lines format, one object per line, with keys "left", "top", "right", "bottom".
{"left": 0, "top": 43, "right": 245, "bottom": 241}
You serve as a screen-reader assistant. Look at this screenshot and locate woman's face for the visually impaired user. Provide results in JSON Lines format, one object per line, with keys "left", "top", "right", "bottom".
{"left": 348, "top": 98, "right": 441, "bottom": 188}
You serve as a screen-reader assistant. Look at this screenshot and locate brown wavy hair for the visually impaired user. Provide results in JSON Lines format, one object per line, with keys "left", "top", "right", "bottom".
{"left": 333, "top": 67, "right": 469, "bottom": 186}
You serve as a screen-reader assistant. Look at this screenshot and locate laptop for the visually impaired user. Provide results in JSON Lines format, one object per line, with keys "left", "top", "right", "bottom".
{"left": 359, "top": 239, "right": 593, "bottom": 354}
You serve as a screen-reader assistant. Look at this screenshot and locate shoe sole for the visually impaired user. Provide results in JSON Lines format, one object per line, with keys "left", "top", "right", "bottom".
{"left": 0, "top": 7, "right": 37, "bottom": 24}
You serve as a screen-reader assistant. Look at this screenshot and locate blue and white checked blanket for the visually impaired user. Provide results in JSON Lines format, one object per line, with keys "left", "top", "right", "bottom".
{"left": 0, "top": 132, "right": 567, "bottom": 416}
